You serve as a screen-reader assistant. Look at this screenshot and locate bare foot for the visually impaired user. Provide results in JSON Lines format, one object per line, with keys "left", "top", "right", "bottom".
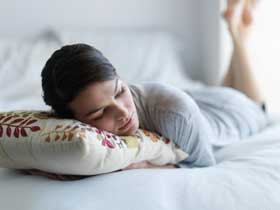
{"left": 223, "top": 0, "right": 258, "bottom": 42}
{"left": 242, "top": 0, "right": 258, "bottom": 25}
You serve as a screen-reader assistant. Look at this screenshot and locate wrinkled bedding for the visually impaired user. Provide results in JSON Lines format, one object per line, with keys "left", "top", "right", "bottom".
{"left": 1, "top": 115, "right": 280, "bottom": 210}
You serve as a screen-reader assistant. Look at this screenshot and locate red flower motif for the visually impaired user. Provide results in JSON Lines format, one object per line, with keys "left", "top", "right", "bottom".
{"left": 6, "top": 126, "right": 11, "bottom": 137}
{"left": 20, "top": 128, "right": 28, "bottom": 137}
{"left": 3, "top": 116, "right": 12, "bottom": 123}
{"left": 45, "top": 136, "right": 51, "bottom": 142}
{"left": 14, "top": 127, "right": 20, "bottom": 138}
{"left": 26, "top": 119, "right": 37, "bottom": 125}
{"left": 30, "top": 126, "right": 40, "bottom": 132}
{"left": 10, "top": 118, "right": 24, "bottom": 124}
{"left": 95, "top": 129, "right": 102, "bottom": 134}
{"left": 55, "top": 134, "right": 60, "bottom": 141}
{"left": 0, "top": 126, "right": 3, "bottom": 137}
{"left": 164, "top": 138, "right": 170, "bottom": 144}
{"left": 102, "top": 138, "right": 115, "bottom": 148}
{"left": 0, "top": 114, "right": 42, "bottom": 139}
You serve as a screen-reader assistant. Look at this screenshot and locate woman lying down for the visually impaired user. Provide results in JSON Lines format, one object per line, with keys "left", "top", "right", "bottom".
{"left": 23, "top": 0, "right": 268, "bottom": 180}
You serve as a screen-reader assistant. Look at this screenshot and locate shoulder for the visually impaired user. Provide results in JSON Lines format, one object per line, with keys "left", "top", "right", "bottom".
{"left": 129, "top": 82, "right": 199, "bottom": 114}
{"left": 129, "top": 81, "right": 184, "bottom": 94}
{"left": 129, "top": 82, "right": 181, "bottom": 102}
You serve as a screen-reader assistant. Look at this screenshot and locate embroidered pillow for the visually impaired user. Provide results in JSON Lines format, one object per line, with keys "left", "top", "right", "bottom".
{"left": 0, "top": 111, "right": 188, "bottom": 175}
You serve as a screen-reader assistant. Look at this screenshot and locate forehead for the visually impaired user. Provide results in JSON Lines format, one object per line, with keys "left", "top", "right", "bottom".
{"left": 69, "top": 79, "right": 119, "bottom": 113}
{"left": 90, "top": 79, "right": 118, "bottom": 95}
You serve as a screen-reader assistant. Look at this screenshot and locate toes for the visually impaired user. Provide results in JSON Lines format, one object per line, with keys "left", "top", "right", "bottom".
{"left": 242, "top": 0, "right": 258, "bottom": 26}
{"left": 242, "top": 8, "right": 253, "bottom": 26}
{"left": 223, "top": 0, "right": 241, "bottom": 19}
{"left": 223, "top": 9, "right": 233, "bottom": 20}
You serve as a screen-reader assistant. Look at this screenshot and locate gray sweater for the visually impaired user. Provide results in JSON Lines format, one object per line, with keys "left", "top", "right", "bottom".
{"left": 129, "top": 82, "right": 268, "bottom": 167}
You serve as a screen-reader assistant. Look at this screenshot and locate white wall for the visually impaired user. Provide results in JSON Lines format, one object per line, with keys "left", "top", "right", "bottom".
{"left": 0, "top": 0, "right": 221, "bottom": 84}
{"left": 198, "top": 0, "right": 221, "bottom": 85}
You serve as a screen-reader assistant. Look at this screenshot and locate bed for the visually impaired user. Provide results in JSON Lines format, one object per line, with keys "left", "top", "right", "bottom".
{"left": 1, "top": 119, "right": 280, "bottom": 210}
{"left": 1, "top": 30, "right": 280, "bottom": 210}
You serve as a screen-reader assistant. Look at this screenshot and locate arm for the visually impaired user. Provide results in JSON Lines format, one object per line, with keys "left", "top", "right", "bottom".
{"left": 147, "top": 83, "right": 216, "bottom": 167}
{"left": 121, "top": 160, "right": 177, "bottom": 170}
{"left": 131, "top": 82, "right": 216, "bottom": 167}
{"left": 19, "top": 169, "right": 91, "bottom": 181}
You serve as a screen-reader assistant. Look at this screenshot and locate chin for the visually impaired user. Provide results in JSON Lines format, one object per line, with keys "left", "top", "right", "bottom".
{"left": 118, "top": 114, "right": 139, "bottom": 136}
{"left": 120, "top": 128, "right": 136, "bottom": 136}
{"left": 121, "top": 124, "right": 139, "bottom": 136}
{"left": 128, "top": 128, "right": 138, "bottom": 136}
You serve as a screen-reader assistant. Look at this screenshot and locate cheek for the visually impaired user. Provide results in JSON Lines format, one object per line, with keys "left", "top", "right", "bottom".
{"left": 90, "top": 118, "right": 115, "bottom": 130}
{"left": 125, "top": 93, "right": 135, "bottom": 110}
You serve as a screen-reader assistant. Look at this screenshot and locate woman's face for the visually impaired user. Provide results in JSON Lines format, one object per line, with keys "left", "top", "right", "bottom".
{"left": 69, "top": 78, "right": 139, "bottom": 136}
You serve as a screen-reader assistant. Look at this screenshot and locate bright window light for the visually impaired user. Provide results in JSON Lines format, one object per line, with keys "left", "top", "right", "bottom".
{"left": 248, "top": 1, "right": 280, "bottom": 114}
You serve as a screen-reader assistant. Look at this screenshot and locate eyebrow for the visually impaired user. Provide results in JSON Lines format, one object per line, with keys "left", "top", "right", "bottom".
{"left": 84, "top": 79, "right": 119, "bottom": 117}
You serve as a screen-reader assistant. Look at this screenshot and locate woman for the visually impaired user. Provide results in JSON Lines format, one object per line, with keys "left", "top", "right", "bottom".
{"left": 40, "top": 0, "right": 268, "bottom": 171}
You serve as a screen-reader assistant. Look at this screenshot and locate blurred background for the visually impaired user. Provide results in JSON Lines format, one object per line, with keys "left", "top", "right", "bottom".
{"left": 0, "top": 0, "right": 279, "bottom": 113}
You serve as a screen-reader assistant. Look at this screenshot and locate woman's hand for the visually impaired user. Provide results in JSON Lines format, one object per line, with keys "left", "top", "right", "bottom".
{"left": 19, "top": 169, "right": 90, "bottom": 181}
{"left": 121, "top": 160, "right": 177, "bottom": 170}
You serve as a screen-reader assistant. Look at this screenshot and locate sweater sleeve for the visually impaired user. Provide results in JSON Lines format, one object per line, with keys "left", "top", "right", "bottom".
{"left": 144, "top": 82, "right": 216, "bottom": 167}
{"left": 130, "top": 82, "right": 216, "bottom": 167}
{"left": 152, "top": 107, "right": 216, "bottom": 167}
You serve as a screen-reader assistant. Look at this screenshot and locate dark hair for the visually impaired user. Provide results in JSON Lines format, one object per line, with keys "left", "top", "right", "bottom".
{"left": 41, "top": 43, "right": 118, "bottom": 118}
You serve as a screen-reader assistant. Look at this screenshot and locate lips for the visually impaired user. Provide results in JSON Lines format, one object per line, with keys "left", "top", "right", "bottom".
{"left": 119, "top": 117, "right": 132, "bottom": 130}
{"left": 119, "top": 113, "right": 134, "bottom": 130}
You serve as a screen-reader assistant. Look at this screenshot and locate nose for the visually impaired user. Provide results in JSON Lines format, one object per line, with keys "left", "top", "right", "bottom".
{"left": 114, "top": 102, "right": 129, "bottom": 121}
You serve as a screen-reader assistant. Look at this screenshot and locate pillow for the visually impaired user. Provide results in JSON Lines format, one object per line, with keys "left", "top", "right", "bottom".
{"left": 0, "top": 111, "right": 188, "bottom": 175}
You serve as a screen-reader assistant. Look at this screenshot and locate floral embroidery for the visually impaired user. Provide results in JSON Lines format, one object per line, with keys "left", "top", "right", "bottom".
{"left": 40, "top": 124, "right": 84, "bottom": 142}
{"left": 95, "top": 128, "right": 116, "bottom": 149}
{"left": 33, "top": 111, "right": 61, "bottom": 120}
{"left": 0, "top": 112, "right": 40, "bottom": 138}
{"left": 142, "top": 130, "right": 170, "bottom": 144}
{"left": 163, "top": 138, "right": 170, "bottom": 144}
{"left": 142, "top": 130, "right": 161, "bottom": 142}
{"left": 0, "top": 111, "right": 169, "bottom": 151}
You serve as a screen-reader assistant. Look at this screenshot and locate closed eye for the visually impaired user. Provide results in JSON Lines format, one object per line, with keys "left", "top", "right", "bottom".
{"left": 115, "top": 86, "right": 125, "bottom": 98}
{"left": 94, "top": 115, "right": 103, "bottom": 120}
{"left": 92, "top": 109, "right": 104, "bottom": 121}
{"left": 93, "top": 86, "right": 126, "bottom": 121}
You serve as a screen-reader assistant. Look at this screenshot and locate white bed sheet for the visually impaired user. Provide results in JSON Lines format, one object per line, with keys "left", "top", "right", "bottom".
{"left": 1, "top": 115, "right": 280, "bottom": 210}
